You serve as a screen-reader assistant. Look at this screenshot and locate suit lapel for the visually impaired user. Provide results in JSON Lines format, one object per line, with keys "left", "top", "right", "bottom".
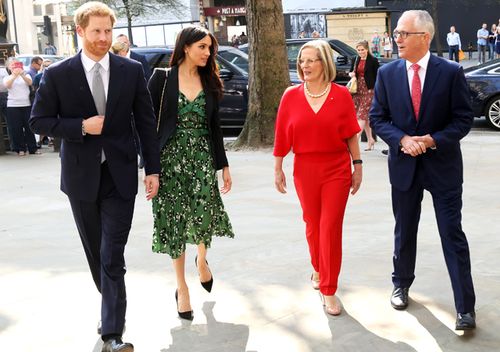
{"left": 419, "top": 55, "right": 441, "bottom": 121}
{"left": 105, "top": 53, "right": 125, "bottom": 124}
{"left": 68, "top": 52, "right": 96, "bottom": 115}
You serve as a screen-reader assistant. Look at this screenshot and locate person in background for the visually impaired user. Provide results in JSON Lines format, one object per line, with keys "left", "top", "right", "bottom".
{"left": 274, "top": 39, "right": 362, "bottom": 316}
{"left": 43, "top": 42, "right": 57, "bottom": 55}
{"left": 349, "top": 40, "right": 379, "bottom": 151}
{"left": 30, "top": 2, "right": 160, "bottom": 350}
{"left": 495, "top": 26, "right": 500, "bottom": 59}
{"left": 3, "top": 57, "right": 38, "bottom": 156}
{"left": 115, "top": 34, "right": 151, "bottom": 80}
{"left": 27, "top": 56, "right": 43, "bottom": 80}
{"left": 148, "top": 26, "right": 234, "bottom": 321}
{"left": 382, "top": 31, "right": 393, "bottom": 58}
{"left": 488, "top": 24, "right": 497, "bottom": 60}
{"left": 110, "top": 40, "right": 129, "bottom": 57}
{"left": 467, "top": 41, "right": 474, "bottom": 59}
{"left": 446, "top": 26, "right": 461, "bottom": 63}
{"left": 239, "top": 31, "right": 248, "bottom": 44}
{"left": 371, "top": 30, "right": 381, "bottom": 58}
{"left": 33, "top": 59, "right": 53, "bottom": 148}
{"left": 477, "top": 23, "right": 489, "bottom": 64}
{"left": 312, "top": 30, "right": 320, "bottom": 38}
{"left": 370, "top": 10, "right": 476, "bottom": 331}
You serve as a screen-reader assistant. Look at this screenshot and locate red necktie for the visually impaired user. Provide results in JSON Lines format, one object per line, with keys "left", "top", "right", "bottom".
{"left": 411, "top": 64, "right": 421, "bottom": 120}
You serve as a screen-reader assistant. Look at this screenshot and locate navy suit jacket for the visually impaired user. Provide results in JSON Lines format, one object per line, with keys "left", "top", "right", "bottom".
{"left": 130, "top": 50, "right": 152, "bottom": 81}
{"left": 30, "top": 51, "right": 160, "bottom": 201}
{"left": 370, "top": 54, "right": 473, "bottom": 192}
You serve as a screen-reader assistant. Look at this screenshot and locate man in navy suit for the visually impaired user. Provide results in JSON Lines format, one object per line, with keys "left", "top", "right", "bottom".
{"left": 115, "top": 33, "right": 151, "bottom": 80}
{"left": 370, "top": 10, "right": 476, "bottom": 330}
{"left": 30, "top": 2, "right": 160, "bottom": 351}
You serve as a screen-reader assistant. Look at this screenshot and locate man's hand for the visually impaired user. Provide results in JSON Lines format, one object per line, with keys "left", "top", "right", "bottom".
{"left": 82, "top": 116, "right": 105, "bottom": 135}
{"left": 400, "top": 134, "right": 435, "bottom": 157}
{"left": 144, "top": 174, "right": 159, "bottom": 200}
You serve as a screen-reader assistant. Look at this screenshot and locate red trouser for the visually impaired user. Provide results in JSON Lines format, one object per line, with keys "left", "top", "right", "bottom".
{"left": 293, "top": 152, "right": 351, "bottom": 295}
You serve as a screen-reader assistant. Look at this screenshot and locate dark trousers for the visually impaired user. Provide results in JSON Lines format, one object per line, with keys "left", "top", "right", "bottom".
{"left": 68, "top": 162, "right": 135, "bottom": 337}
{"left": 391, "top": 165, "right": 475, "bottom": 313}
{"left": 6, "top": 106, "right": 37, "bottom": 153}
{"left": 448, "top": 45, "right": 459, "bottom": 63}
{"left": 477, "top": 44, "right": 487, "bottom": 63}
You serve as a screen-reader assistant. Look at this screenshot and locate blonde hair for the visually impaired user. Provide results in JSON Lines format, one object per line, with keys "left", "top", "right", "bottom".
{"left": 74, "top": 1, "right": 116, "bottom": 29}
{"left": 297, "top": 40, "right": 336, "bottom": 83}
{"left": 111, "top": 41, "right": 128, "bottom": 54}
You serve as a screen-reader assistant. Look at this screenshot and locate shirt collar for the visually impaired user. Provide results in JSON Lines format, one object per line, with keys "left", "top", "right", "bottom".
{"left": 81, "top": 50, "right": 110, "bottom": 73}
{"left": 406, "top": 51, "right": 431, "bottom": 72}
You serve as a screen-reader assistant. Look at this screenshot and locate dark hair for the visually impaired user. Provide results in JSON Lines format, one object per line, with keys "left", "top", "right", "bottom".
{"left": 170, "top": 26, "right": 223, "bottom": 100}
{"left": 31, "top": 56, "right": 43, "bottom": 64}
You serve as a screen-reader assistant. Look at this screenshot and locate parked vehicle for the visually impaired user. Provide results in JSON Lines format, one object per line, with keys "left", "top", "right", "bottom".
{"left": 132, "top": 46, "right": 298, "bottom": 135}
{"left": 465, "top": 59, "right": 500, "bottom": 130}
{"left": 239, "top": 38, "right": 393, "bottom": 85}
{"left": 16, "top": 54, "right": 65, "bottom": 71}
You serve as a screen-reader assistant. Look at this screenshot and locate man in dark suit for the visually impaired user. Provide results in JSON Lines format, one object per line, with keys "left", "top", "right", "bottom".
{"left": 30, "top": 2, "right": 160, "bottom": 351}
{"left": 116, "top": 33, "right": 151, "bottom": 80}
{"left": 370, "top": 10, "right": 476, "bottom": 330}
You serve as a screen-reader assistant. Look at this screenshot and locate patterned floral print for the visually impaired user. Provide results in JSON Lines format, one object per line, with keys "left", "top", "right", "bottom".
{"left": 352, "top": 77, "right": 374, "bottom": 121}
{"left": 152, "top": 91, "right": 234, "bottom": 258}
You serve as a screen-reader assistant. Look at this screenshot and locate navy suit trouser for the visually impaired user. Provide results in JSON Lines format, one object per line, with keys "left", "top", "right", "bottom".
{"left": 68, "top": 162, "right": 135, "bottom": 337}
{"left": 391, "top": 162, "right": 475, "bottom": 313}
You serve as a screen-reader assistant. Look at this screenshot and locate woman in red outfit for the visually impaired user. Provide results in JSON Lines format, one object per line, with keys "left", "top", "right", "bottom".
{"left": 274, "top": 40, "right": 362, "bottom": 316}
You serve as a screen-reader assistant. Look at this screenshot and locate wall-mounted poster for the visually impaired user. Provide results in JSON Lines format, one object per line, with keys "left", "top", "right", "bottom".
{"left": 289, "top": 14, "right": 326, "bottom": 39}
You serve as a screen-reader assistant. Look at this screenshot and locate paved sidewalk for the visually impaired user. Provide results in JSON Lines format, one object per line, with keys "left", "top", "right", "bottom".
{"left": 1, "top": 128, "right": 499, "bottom": 352}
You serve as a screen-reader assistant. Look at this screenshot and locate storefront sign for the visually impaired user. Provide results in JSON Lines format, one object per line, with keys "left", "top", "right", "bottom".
{"left": 204, "top": 6, "right": 246, "bottom": 17}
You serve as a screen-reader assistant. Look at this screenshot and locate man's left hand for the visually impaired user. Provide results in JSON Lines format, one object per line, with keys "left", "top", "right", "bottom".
{"left": 144, "top": 174, "right": 159, "bottom": 200}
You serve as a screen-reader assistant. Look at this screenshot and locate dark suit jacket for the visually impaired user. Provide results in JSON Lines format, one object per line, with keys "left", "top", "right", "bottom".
{"left": 370, "top": 54, "right": 473, "bottom": 192}
{"left": 350, "top": 54, "right": 379, "bottom": 89}
{"left": 148, "top": 65, "right": 228, "bottom": 170}
{"left": 130, "top": 51, "right": 152, "bottom": 81}
{"left": 30, "top": 51, "right": 160, "bottom": 201}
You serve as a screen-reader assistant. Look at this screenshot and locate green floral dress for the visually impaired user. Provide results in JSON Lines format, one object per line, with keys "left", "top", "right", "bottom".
{"left": 152, "top": 91, "right": 234, "bottom": 258}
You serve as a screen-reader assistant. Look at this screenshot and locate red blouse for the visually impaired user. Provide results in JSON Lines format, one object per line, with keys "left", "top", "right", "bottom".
{"left": 273, "top": 82, "right": 360, "bottom": 157}
{"left": 356, "top": 59, "right": 366, "bottom": 77}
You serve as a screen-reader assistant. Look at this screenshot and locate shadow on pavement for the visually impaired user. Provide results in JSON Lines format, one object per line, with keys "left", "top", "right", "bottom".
{"left": 161, "top": 301, "right": 253, "bottom": 352}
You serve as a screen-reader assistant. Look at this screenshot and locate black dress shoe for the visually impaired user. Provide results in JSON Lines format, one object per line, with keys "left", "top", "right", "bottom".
{"left": 175, "top": 289, "right": 194, "bottom": 321}
{"left": 456, "top": 312, "right": 476, "bottom": 330}
{"left": 390, "top": 287, "right": 409, "bottom": 310}
{"left": 102, "top": 338, "right": 133, "bottom": 352}
{"left": 381, "top": 149, "right": 389, "bottom": 155}
{"left": 195, "top": 255, "right": 214, "bottom": 293}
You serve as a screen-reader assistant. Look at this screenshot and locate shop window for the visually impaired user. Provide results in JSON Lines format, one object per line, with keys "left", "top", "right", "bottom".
{"left": 46, "top": 4, "right": 54, "bottom": 15}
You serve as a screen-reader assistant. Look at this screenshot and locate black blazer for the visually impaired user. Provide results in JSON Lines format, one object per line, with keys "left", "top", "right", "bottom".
{"left": 147, "top": 65, "right": 228, "bottom": 170}
{"left": 30, "top": 52, "right": 161, "bottom": 201}
{"left": 350, "top": 54, "right": 379, "bottom": 89}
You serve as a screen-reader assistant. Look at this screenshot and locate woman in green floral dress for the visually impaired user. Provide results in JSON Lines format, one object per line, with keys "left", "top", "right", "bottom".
{"left": 148, "top": 27, "right": 234, "bottom": 321}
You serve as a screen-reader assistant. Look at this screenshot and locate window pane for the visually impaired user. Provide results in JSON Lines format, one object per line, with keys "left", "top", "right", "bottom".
{"left": 33, "top": 5, "right": 42, "bottom": 16}
{"left": 145, "top": 25, "right": 165, "bottom": 46}
{"left": 46, "top": 4, "right": 54, "bottom": 15}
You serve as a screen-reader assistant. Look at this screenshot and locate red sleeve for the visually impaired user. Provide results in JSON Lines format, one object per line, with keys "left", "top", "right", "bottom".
{"left": 273, "top": 88, "right": 293, "bottom": 157}
{"left": 338, "top": 86, "right": 361, "bottom": 140}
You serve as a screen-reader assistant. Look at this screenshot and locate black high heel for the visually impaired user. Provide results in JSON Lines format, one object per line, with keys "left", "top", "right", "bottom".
{"left": 195, "top": 255, "right": 214, "bottom": 293}
{"left": 175, "top": 289, "right": 193, "bottom": 321}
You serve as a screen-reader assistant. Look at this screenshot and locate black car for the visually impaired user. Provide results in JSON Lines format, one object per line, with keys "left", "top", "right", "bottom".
{"left": 239, "top": 38, "right": 393, "bottom": 85}
{"left": 132, "top": 46, "right": 299, "bottom": 135}
{"left": 464, "top": 59, "right": 500, "bottom": 130}
{"left": 132, "top": 46, "right": 250, "bottom": 134}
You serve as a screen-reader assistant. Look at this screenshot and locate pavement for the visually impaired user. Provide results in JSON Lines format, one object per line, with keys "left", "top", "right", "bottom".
{"left": 1, "top": 122, "right": 500, "bottom": 352}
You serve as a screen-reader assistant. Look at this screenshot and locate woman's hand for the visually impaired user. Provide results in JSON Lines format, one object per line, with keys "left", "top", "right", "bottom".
{"left": 275, "top": 168, "right": 287, "bottom": 193}
{"left": 348, "top": 71, "right": 355, "bottom": 78}
{"left": 220, "top": 166, "right": 232, "bottom": 194}
{"left": 351, "top": 165, "right": 362, "bottom": 195}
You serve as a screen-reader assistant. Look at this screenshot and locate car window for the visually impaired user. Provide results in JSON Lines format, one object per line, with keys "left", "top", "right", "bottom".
{"left": 17, "top": 57, "right": 31, "bottom": 66}
{"left": 218, "top": 50, "right": 249, "bottom": 72}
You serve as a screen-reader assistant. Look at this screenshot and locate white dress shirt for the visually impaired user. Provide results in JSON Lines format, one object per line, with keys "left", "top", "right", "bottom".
{"left": 80, "top": 51, "right": 110, "bottom": 100}
{"left": 406, "top": 51, "right": 430, "bottom": 95}
{"left": 447, "top": 32, "right": 461, "bottom": 49}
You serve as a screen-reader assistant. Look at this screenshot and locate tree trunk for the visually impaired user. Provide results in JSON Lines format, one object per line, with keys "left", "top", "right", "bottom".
{"left": 231, "top": 0, "right": 290, "bottom": 149}
{"left": 431, "top": 0, "right": 442, "bottom": 56}
{"left": 122, "top": 0, "right": 134, "bottom": 45}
